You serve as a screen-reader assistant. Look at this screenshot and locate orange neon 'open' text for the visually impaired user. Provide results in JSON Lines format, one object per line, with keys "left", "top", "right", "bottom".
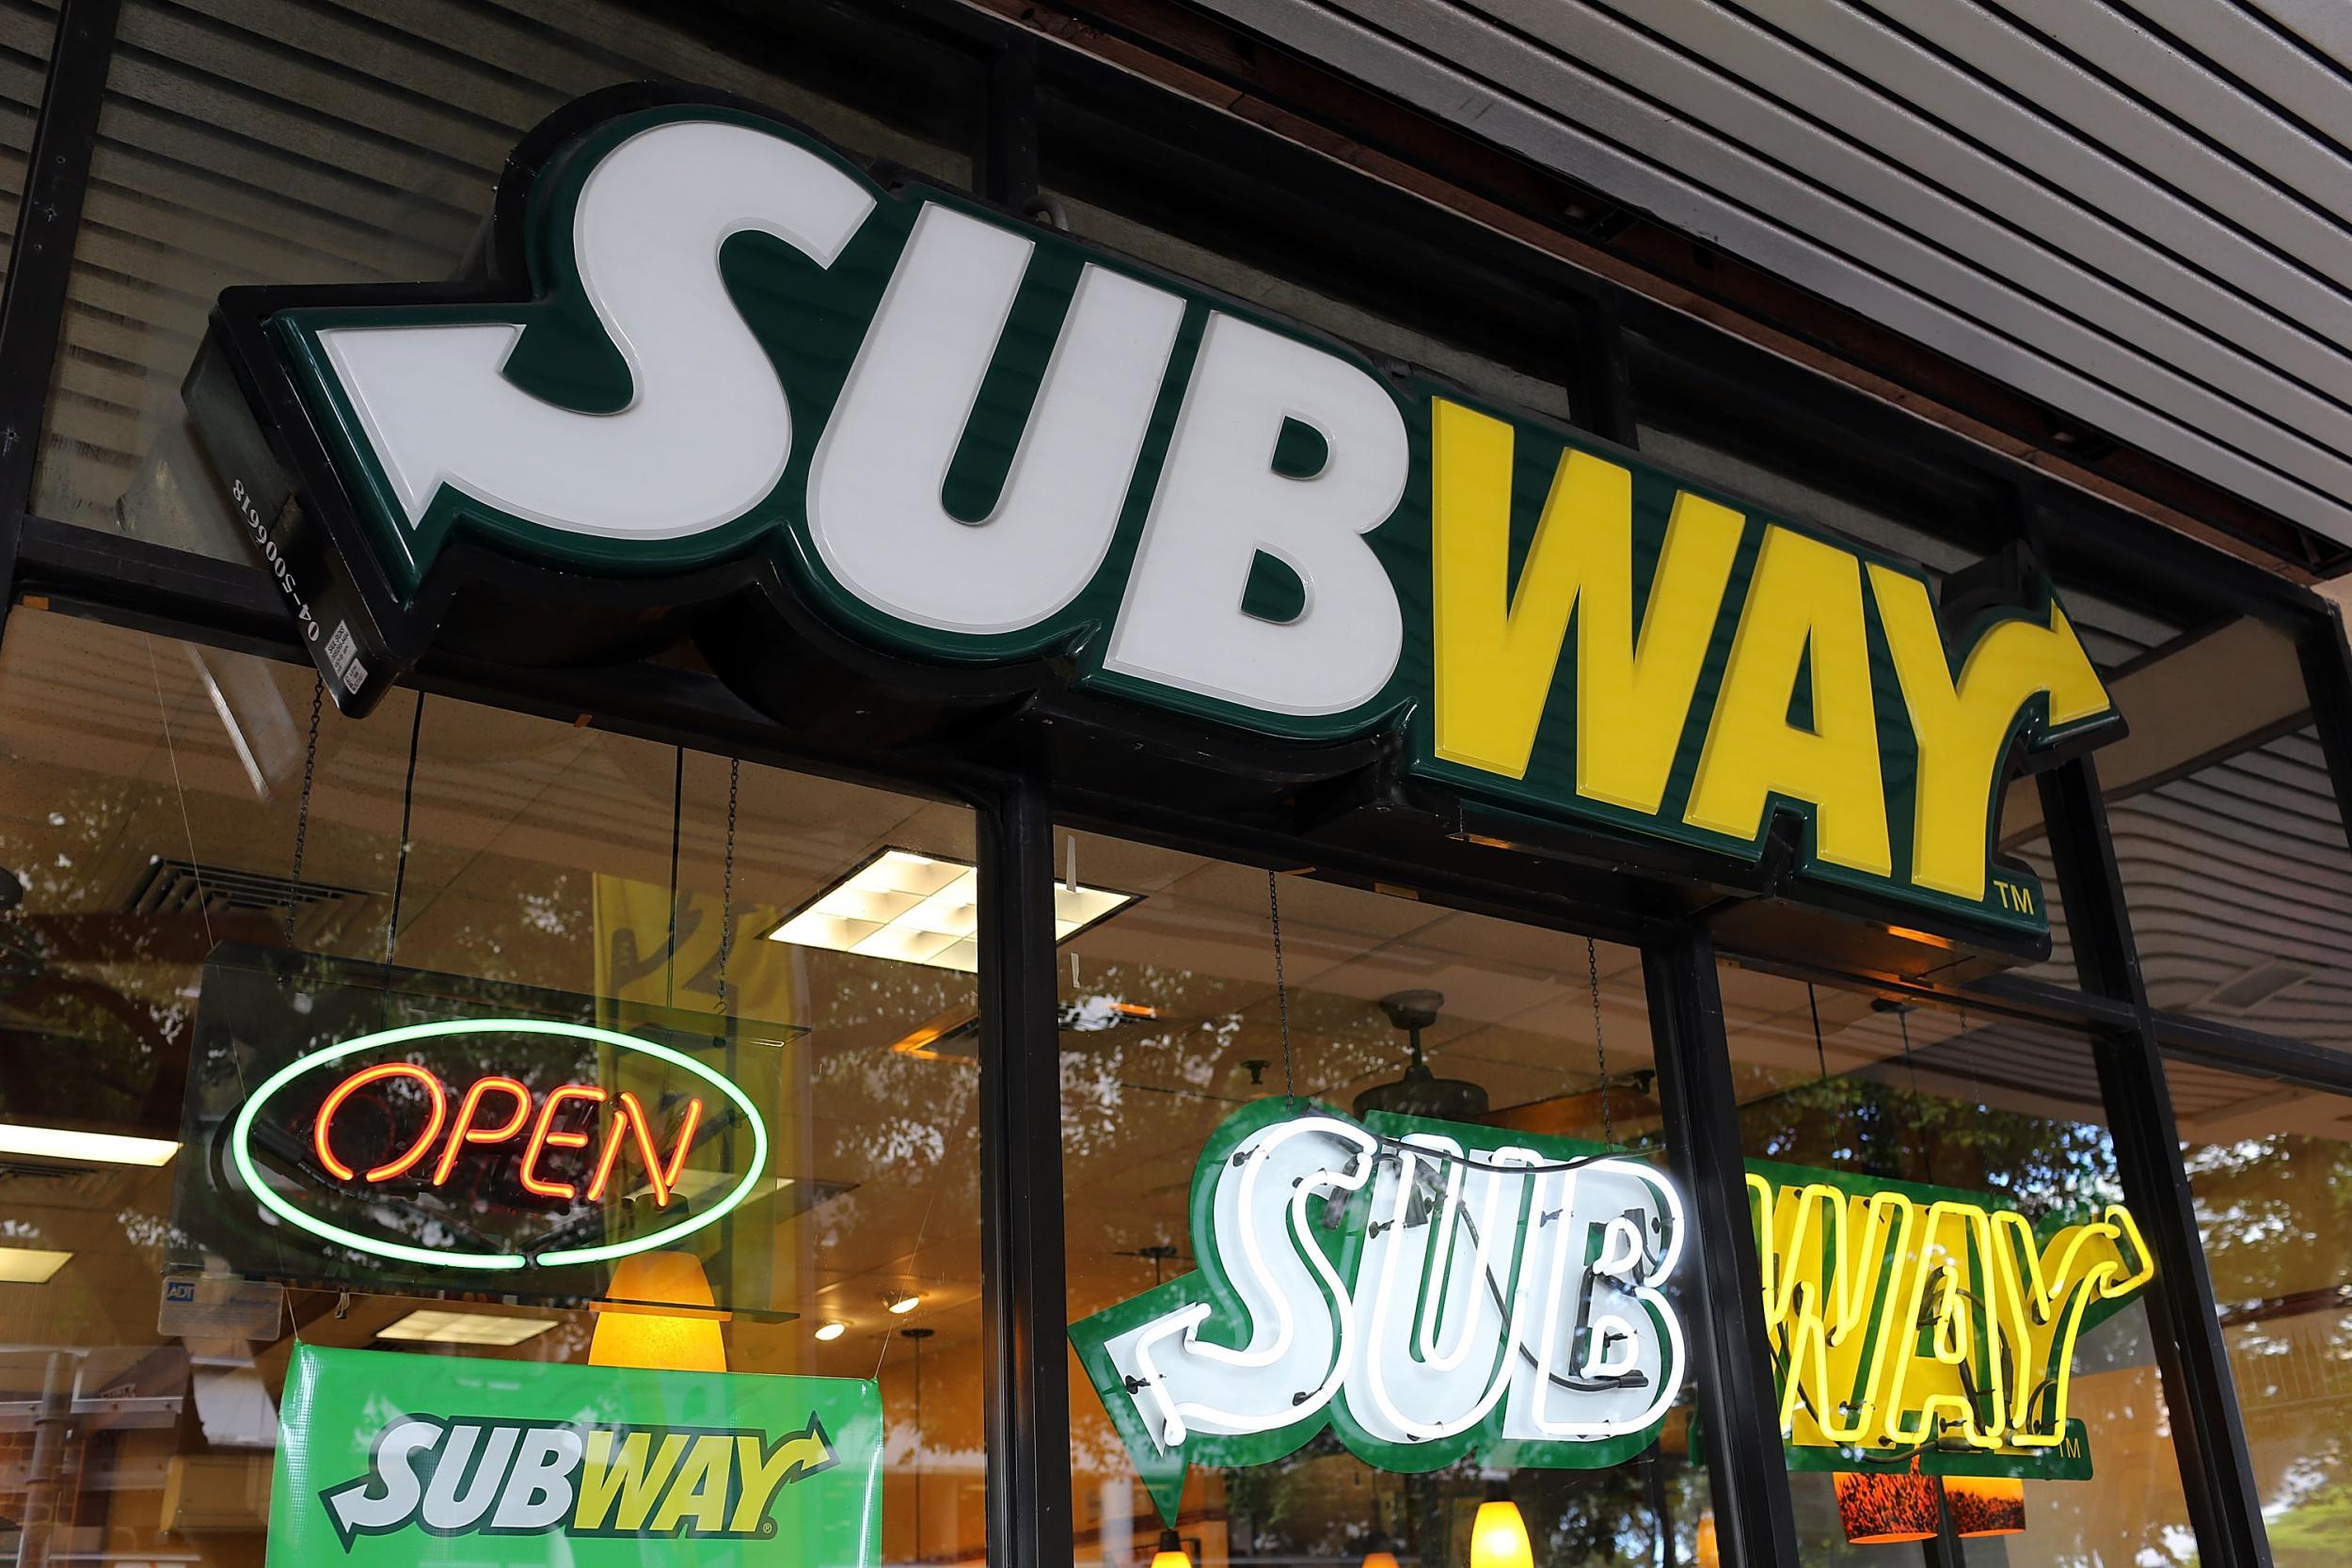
{"left": 311, "top": 1066, "right": 704, "bottom": 1205}
{"left": 312, "top": 1061, "right": 446, "bottom": 1182}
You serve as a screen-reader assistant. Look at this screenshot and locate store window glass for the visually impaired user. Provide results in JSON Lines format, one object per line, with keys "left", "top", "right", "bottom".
{"left": 2022, "top": 569, "right": 2352, "bottom": 1047}
{"left": 2168, "top": 1053, "right": 2352, "bottom": 1566}
{"left": 0, "top": 608, "right": 981, "bottom": 1567}
{"left": 1723, "top": 961, "right": 2199, "bottom": 1564}
{"left": 37, "top": 0, "right": 977, "bottom": 553}
{"left": 1057, "top": 833, "right": 1707, "bottom": 1568}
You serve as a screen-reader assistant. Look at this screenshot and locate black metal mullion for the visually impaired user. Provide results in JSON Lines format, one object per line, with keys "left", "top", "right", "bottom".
{"left": 978, "top": 31, "right": 1040, "bottom": 214}
{"left": 1565, "top": 292, "right": 1637, "bottom": 449}
{"left": 0, "top": 0, "right": 117, "bottom": 642}
{"left": 1644, "top": 927, "right": 1800, "bottom": 1568}
{"left": 972, "top": 40, "right": 1067, "bottom": 1568}
{"left": 2035, "top": 756, "right": 2270, "bottom": 1568}
{"left": 2296, "top": 599, "right": 2352, "bottom": 884}
{"left": 975, "top": 774, "right": 1072, "bottom": 1568}
{"left": 2158, "top": 1009, "right": 2352, "bottom": 1099}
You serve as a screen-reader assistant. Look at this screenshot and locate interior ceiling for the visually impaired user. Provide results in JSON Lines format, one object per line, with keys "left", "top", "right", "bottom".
{"left": 1192, "top": 0, "right": 2352, "bottom": 549}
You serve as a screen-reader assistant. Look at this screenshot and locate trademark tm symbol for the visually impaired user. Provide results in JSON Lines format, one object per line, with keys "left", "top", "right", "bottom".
{"left": 1992, "top": 879, "right": 2036, "bottom": 915}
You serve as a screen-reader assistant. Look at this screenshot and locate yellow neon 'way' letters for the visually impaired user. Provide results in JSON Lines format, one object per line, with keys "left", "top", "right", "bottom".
{"left": 1746, "top": 1173, "right": 2153, "bottom": 1458}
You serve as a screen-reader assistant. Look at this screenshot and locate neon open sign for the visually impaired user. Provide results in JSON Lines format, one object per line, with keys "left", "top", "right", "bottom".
{"left": 230, "top": 1018, "right": 768, "bottom": 1273}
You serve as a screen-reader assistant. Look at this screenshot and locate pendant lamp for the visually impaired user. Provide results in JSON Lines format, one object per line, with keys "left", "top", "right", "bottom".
{"left": 1356, "top": 991, "right": 1487, "bottom": 1122}
{"left": 589, "top": 1249, "right": 727, "bottom": 1371}
{"left": 1944, "top": 1475, "right": 2026, "bottom": 1537}
{"left": 1150, "top": 1528, "right": 1192, "bottom": 1568}
{"left": 1469, "top": 1482, "right": 1533, "bottom": 1568}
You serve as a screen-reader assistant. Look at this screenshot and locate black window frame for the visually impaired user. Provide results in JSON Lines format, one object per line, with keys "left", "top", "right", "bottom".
{"left": 6, "top": 3, "right": 2348, "bottom": 1566}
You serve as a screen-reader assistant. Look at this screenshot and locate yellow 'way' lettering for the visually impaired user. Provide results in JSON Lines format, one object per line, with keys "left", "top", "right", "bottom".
{"left": 575, "top": 1430, "right": 689, "bottom": 1532}
{"left": 1685, "top": 526, "right": 1892, "bottom": 876}
{"left": 1748, "top": 1173, "right": 2153, "bottom": 1457}
{"left": 1868, "top": 564, "right": 2112, "bottom": 900}
{"left": 647, "top": 1433, "right": 735, "bottom": 1536}
{"left": 1430, "top": 399, "right": 1741, "bottom": 809}
{"left": 1414, "top": 402, "right": 2114, "bottom": 921}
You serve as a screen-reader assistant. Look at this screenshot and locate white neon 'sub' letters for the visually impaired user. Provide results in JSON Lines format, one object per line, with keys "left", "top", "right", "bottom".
{"left": 318, "top": 119, "right": 874, "bottom": 542}
{"left": 1108, "top": 1116, "right": 1378, "bottom": 1447}
{"left": 1098, "top": 1110, "right": 1686, "bottom": 1463}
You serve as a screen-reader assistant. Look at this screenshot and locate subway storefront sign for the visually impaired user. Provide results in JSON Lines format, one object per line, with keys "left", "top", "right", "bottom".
{"left": 188, "top": 87, "right": 2120, "bottom": 947}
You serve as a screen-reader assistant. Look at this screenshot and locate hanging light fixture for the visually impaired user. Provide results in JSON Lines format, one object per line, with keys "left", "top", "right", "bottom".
{"left": 1358, "top": 1529, "right": 1401, "bottom": 1568}
{"left": 589, "top": 1250, "right": 727, "bottom": 1372}
{"left": 1469, "top": 1481, "right": 1533, "bottom": 1568}
{"left": 1944, "top": 1476, "right": 2026, "bottom": 1537}
{"left": 1834, "top": 1467, "right": 1940, "bottom": 1545}
{"left": 1355, "top": 991, "right": 1488, "bottom": 1122}
{"left": 1150, "top": 1528, "right": 1192, "bottom": 1568}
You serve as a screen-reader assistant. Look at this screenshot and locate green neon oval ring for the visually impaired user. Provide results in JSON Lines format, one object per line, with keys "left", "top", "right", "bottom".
{"left": 230, "top": 1016, "right": 771, "bottom": 1272}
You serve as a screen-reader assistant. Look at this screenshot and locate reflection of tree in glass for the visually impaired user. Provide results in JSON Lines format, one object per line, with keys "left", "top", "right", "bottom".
{"left": 1743, "top": 1074, "right": 2123, "bottom": 1225}
{"left": 2181, "top": 1130, "right": 2352, "bottom": 1568}
{"left": 1745, "top": 1071, "right": 2229, "bottom": 1565}
{"left": 1216, "top": 1435, "right": 1702, "bottom": 1568}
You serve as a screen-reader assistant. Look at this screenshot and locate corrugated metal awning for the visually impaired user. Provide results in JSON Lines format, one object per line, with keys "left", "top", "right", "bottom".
{"left": 1191, "top": 0, "right": 2352, "bottom": 546}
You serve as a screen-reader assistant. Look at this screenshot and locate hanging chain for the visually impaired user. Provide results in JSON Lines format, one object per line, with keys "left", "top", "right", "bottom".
{"left": 383, "top": 693, "right": 424, "bottom": 966}
{"left": 664, "top": 748, "right": 683, "bottom": 1007}
{"left": 1808, "top": 982, "right": 1828, "bottom": 1081}
{"left": 1267, "top": 870, "right": 1295, "bottom": 1102}
{"left": 1585, "top": 937, "right": 1612, "bottom": 1144}
{"left": 716, "top": 758, "right": 739, "bottom": 1014}
{"left": 1811, "top": 981, "right": 1845, "bottom": 1160}
{"left": 1893, "top": 1005, "right": 1936, "bottom": 1183}
{"left": 285, "top": 679, "right": 323, "bottom": 945}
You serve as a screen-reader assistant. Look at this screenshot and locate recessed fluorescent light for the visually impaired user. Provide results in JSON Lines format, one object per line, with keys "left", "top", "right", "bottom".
{"left": 814, "top": 1320, "right": 848, "bottom": 1341}
{"left": 767, "top": 848, "right": 1136, "bottom": 974}
{"left": 377, "top": 1308, "right": 557, "bottom": 1346}
{"left": 0, "top": 1246, "right": 72, "bottom": 1284}
{"left": 0, "top": 1123, "right": 179, "bottom": 1167}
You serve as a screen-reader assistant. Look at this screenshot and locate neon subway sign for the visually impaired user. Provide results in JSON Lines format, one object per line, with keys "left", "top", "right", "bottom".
{"left": 1071, "top": 1105, "right": 2154, "bottom": 1522}
{"left": 230, "top": 1018, "right": 768, "bottom": 1272}
{"left": 1069, "top": 1101, "right": 1690, "bottom": 1521}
